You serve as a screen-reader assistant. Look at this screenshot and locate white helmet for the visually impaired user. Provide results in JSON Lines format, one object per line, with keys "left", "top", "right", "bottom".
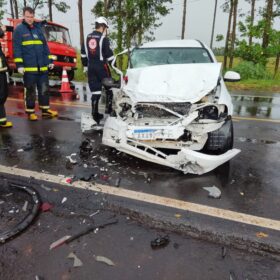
{"left": 95, "top": 16, "right": 109, "bottom": 28}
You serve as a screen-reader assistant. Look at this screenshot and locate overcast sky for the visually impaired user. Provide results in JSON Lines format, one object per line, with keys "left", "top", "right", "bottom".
{"left": 2, "top": 0, "right": 280, "bottom": 49}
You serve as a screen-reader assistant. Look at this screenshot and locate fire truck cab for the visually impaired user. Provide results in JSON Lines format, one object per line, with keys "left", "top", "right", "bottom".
{"left": 1, "top": 18, "right": 77, "bottom": 80}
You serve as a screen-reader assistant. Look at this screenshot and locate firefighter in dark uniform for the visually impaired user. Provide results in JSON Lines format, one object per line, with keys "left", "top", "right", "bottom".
{"left": 81, "top": 16, "right": 114, "bottom": 124}
{"left": 0, "top": 24, "right": 13, "bottom": 128}
{"left": 13, "top": 7, "right": 58, "bottom": 121}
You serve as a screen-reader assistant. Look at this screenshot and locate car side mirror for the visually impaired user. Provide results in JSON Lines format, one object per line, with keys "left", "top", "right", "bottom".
{"left": 224, "top": 71, "right": 241, "bottom": 82}
{"left": 102, "top": 77, "right": 121, "bottom": 89}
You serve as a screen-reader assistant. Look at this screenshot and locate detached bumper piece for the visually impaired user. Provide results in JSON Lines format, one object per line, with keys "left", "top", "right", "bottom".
{"left": 102, "top": 117, "right": 240, "bottom": 174}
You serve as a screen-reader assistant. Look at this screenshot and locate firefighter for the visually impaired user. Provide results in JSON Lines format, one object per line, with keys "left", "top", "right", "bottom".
{"left": 0, "top": 25, "right": 12, "bottom": 128}
{"left": 13, "top": 7, "right": 58, "bottom": 121}
{"left": 81, "top": 16, "right": 114, "bottom": 124}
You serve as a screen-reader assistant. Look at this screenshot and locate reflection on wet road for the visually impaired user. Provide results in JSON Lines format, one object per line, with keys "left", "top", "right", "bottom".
{"left": 2, "top": 81, "right": 280, "bottom": 222}
{"left": 232, "top": 93, "right": 280, "bottom": 119}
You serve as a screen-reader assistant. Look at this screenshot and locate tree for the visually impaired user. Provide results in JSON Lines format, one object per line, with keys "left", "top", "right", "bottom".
{"left": 92, "top": 0, "right": 172, "bottom": 51}
{"left": 9, "top": 0, "right": 15, "bottom": 18}
{"left": 0, "top": 0, "right": 5, "bottom": 20}
{"left": 262, "top": 0, "right": 274, "bottom": 49}
{"left": 221, "top": 0, "right": 234, "bottom": 69}
{"left": 245, "top": 0, "right": 256, "bottom": 46}
{"left": 229, "top": 0, "right": 238, "bottom": 68}
{"left": 78, "top": 0, "right": 84, "bottom": 48}
{"left": 181, "top": 0, "right": 187, "bottom": 39}
{"left": 210, "top": 0, "right": 218, "bottom": 49}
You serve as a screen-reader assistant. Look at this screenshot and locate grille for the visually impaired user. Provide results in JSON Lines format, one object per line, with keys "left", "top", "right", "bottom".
{"left": 135, "top": 102, "right": 192, "bottom": 118}
{"left": 56, "top": 55, "right": 75, "bottom": 63}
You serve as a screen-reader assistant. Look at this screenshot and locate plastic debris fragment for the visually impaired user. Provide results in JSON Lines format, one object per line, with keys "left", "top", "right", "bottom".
{"left": 95, "top": 256, "right": 115, "bottom": 266}
{"left": 67, "top": 252, "right": 83, "bottom": 267}
{"left": 49, "top": 235, "right": 71, "bottom": 250}
{"left": 151, "top": 235, "right": 170, "bottom": 249}
{"left": 203, "top": 186, "right": 221, "bottom": 199}
{"left": 40, "top": 202, "right": 53, "bottom": 212}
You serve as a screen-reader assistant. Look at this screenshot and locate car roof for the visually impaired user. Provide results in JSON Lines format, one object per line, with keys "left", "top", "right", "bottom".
{"left": 138, "top": 39, "right": 205, "bottom": 48}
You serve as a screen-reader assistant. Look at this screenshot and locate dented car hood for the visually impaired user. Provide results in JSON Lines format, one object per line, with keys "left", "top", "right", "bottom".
{"left": 123, "top": 63, "right": 222, "bottom": 104}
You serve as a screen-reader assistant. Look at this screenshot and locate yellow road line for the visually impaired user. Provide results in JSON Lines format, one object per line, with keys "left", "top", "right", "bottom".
{"left": 233, "top": 116, "right": 280, "bottom": 123}
{"left": 7, "top": 97, "right": 91, "bottom": 109}
{"left": 0, "top": 165, "right": 279, "bottom": 232}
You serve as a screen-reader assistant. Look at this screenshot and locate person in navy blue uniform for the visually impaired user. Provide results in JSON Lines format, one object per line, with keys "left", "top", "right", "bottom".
{"left": 13, "top": 7, "right": 58, "bottom": 121}
{"left": 81, "top": 17, "right": 114, "bottom": 124}
{"left": 0, "top": 24, "right": 13, "bottom": 128}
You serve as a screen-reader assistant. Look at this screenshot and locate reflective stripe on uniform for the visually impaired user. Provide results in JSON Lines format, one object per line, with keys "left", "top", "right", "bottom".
{"left": 25, "top": 108, "right": 35, "bottom": 113}
{"left": 0, "top": 117, "right": 7, "bottom": 122}
{"left": 81, "top": 54, "right": 87, "bottom": 58}
{"left": 92, "top": 91, "right": 102, "bottom": 95}
{"left": 99, "top": 35, "right": 105, "bottom": 61}
{"left": 48, "top": 55, "right": 57, "bottom": 60}
{"left": 107, "top": 55, "right": 114, "bottom": 62}
{"left": 22, "top": 40, "right": 43, "bottom": 46}
{"left": 39, "top": 106, "right": 50, "bottom": 109}
{"left": 24, "top": 66, "right": 48, "bottom": 72}
{"left": 14, "top": 58, "right": 23, "bottom": 63}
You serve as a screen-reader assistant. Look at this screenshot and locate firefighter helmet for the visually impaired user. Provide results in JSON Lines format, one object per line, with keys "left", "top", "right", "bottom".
{"left": 95, "top": 17, "right": 109, "bottom": 28}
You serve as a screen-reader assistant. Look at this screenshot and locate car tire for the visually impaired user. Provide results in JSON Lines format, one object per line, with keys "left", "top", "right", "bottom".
{"left": 204, "top": 117, "right": 233, "bottom": 154}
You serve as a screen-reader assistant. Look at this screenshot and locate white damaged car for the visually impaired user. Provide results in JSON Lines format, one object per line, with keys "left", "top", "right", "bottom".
{"left": 86, "top": 40, "right": 241, "bottom": 174}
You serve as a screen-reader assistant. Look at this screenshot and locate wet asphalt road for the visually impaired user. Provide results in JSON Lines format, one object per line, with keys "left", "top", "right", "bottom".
{"left": 1, "top": 176, "right": 280, "bottom": 280}
{"left": 2, "top": 82, "right": 280, "bottom": 220}
{"left": 0, "top": 81, "right": 280, "bottom": 279}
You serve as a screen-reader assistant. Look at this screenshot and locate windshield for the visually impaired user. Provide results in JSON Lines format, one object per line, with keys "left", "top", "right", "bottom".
{"left": 130, "top": 47, "right": 213, "bottom": 68}
{"left": 43, "top": 24, "right": 71, "bottom": 45}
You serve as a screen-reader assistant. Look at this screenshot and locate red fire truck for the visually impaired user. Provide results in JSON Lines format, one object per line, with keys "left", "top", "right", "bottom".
{"left": 0, "top": 18, "right": 77, "bottom": 80}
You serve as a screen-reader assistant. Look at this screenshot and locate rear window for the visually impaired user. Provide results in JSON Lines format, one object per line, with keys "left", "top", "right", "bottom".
{"left": 130, "top": 47, "right": 213, "bottom": 68}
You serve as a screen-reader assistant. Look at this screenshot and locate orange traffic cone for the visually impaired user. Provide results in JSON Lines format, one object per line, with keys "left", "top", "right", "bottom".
{"left": 59, "top": 68, "right": 73, "bottom": 93}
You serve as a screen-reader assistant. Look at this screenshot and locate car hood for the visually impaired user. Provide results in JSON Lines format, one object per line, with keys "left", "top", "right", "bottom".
{"left": 123, "top": 63, "right": 222, "bottom": 104}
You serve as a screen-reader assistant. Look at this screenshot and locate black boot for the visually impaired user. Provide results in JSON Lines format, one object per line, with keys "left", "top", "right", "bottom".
{"left": 91, "top": 94, "right": 103, "bottom": 124}
{"left": 105, "top": 90, "right": 113, "bottom": 114}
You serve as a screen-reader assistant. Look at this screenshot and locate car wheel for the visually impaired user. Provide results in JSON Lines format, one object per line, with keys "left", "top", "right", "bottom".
{"left": 204, "top": 117, "right": 233, "bottom": 154}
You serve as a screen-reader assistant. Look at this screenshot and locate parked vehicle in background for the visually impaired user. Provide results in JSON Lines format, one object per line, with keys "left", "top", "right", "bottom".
{"left": 99, "top": 39, "right": 241, "bottom": 175}
{"left": 0, "top": 18, "right": 77, "bottom": 80}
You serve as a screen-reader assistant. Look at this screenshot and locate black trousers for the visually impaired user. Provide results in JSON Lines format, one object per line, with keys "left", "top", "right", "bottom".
{"left": 23, "top": 72, "right": 50, "bottom": 114}
{"left": 0, "top": 72, "right": 8, "bottom": 124}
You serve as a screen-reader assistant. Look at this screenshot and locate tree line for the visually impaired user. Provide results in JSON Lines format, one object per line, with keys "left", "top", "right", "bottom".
{"left": 0, "top": 0, "right": 279, "bottom": 76}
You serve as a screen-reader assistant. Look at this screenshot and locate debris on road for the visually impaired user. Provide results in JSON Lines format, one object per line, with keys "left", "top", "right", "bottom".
{"left": 221, "top": 246, "right": 227, "bottom": 258}
{"left": 0, "top": 200, "right": 4, "bottom": 205}
{"left": 65, "top": 220, "right": 118, "bottom": 245}
{"left": 49, "top": 235, "right": 71, "bottom": 250}
{"left": 40, "top": 202, "right": 53, "bottom": 212}
{"left": 95, "top": 255, "right": 115, "bottom": 266}
{"left": 256, "top": 232, "right": 268, "bottom": 238}
{"left": 17, "top": 143, "right": 33, "bottom": 152}
{"left": 151, "top": 235, "right": 170, "bottom": 249}
{"left": 115, "top": 178, "right": 121, "bottom": 188}
{"left": 79, "top": 138, "right": 93, "bottom": 157}
{"left": 67, "top": 252, "right": 83, "bottom": 267}
{"left": 174, "top": 214, "right": 181, "bottom": 218}
{"left": 22, "top": 201, "right": 28, "bottom": 212}
{"left": 39, "top": 184, "right": 51, "bottom": 191}
{"left": 66, "top": 153, "right": 78, "bottom": 164}
{"left": 203, "top": 186, "right": 221, "bottom": 199}
{"left": 89, "top": 210, "right": 100, "bottom": 217}
{"left": 61, "top": 197, "right": 67, "bottom": 204}
{"left": 240, "top": 191, "right": 244, "bottom": 196}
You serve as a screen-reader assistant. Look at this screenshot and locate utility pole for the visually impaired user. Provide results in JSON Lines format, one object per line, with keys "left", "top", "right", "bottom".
{"left": 181, "top": 0, "right": 187, "bottom": 39}
{"left": 210, "top": 0, "right": 218, "bottom": 49}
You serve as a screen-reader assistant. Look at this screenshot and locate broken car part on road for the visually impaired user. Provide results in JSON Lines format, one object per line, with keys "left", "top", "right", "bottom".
{"left": 81, "top": 40, "right": 241, "bottom": 174}
{"left": 0, "top": 182, "right": 41, "bottom": 243}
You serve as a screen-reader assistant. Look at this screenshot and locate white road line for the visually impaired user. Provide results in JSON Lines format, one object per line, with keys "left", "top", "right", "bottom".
{"left": 1, "top": 165, "right": 279, "bottom": 231}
